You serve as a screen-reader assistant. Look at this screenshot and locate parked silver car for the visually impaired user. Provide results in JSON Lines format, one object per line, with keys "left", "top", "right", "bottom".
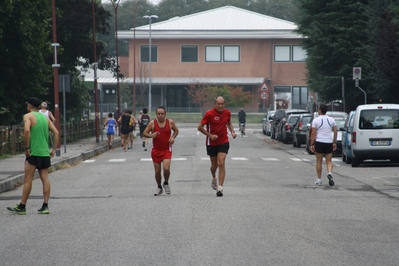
{"left": 262, "top": 111, "right": 275, "bottom": 136}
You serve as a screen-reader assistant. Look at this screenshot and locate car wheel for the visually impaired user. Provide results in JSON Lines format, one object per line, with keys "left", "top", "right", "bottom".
{"left": 346, "top": 155, "right": 352, "bottom": 164}
{"left": 342, "top": 153, "right": 346, "bottom": 162}
{"left": 271, "top": 130, "right": 275, "bottom": 139}
{"left": 262, "top": 129, "right": 266, "bottom": 135}
{"left": 296, "top": 141, "right": 301, "bottom": 148}
{"left": 351, "top": 157, "right": 361, "bottom": 167}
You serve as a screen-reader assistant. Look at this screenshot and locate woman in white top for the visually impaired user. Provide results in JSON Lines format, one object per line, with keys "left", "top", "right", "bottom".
{"left": 39, "top": 102, "right": 56, "bottom": 123}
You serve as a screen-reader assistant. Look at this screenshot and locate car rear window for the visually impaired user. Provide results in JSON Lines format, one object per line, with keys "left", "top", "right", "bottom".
{"left": 359, "top": 109, "right": 399, "bottom": 129}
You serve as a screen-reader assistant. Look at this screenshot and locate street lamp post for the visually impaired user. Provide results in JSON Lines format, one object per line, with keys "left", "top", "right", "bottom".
{"left": 92, "top": 0, "right": 100, "bottom": 143}
{"left": 132, "top": 0, "right": 143, "bottom": 117}
{"left": 143, "top": 15, "right": 158, "bottom": 114}
{"left": 111, "top": 0, "right": 121, "bottom": 117}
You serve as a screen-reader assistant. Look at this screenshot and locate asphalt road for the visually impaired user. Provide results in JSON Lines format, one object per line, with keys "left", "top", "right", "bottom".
{"left": 1, "top": 126, "right": 398, "bottom": 266}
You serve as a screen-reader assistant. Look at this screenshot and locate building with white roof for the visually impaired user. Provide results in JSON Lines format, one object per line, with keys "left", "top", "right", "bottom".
{"left": 88, "top": 5, "right": 308, "bottom": 112}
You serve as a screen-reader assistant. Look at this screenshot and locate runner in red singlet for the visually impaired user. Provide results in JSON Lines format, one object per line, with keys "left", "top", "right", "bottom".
{"left": 143, "top": 106, "right": 179, "bottom": 196}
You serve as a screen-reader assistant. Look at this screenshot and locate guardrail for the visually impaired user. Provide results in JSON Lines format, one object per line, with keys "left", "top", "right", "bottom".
{"left": 0, "top": 121, "right": 96, "bottom": 157}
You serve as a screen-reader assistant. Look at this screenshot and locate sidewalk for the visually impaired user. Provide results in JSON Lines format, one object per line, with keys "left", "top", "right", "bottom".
{"left": 0, "top": 135, "right": 122, "bottom": 194}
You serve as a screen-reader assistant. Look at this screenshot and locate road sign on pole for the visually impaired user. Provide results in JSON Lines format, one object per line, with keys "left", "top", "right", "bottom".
{"left": 260, "top": 91, "right": 268, "bottom": 100}
{"left": 259, "top": 81, "right": 270, "bottom": 92}
{"left": 353, "top": 67, "right": 361, "bottom": 80}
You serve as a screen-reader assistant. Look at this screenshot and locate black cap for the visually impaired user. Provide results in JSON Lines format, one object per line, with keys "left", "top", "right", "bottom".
{"left": 26, "top": 97, "right": 42, "bottom": 108}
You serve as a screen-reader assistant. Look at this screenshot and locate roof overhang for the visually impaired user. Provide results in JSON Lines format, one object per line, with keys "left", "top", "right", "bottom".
{"left": 119, "top": 30, "right": 302, "bottom": 40}
{"left": 85, "top": 77, "right": 265, "bottom": 85}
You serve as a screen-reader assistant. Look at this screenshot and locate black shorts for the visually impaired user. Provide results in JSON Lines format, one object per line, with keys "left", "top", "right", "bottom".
{"left": 26, "top": 156, "right": 51, "bottom": 170}
{"left": 206, "top": 142, "right": 230, "bottom": 157}
{"left": 140, "top": 126, "right": 146, "bottom": 138}
{"left": 315, "top": 141, "right": 333, "bottom": 155}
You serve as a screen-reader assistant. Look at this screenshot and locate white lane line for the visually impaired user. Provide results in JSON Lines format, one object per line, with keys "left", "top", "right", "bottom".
{"left": 302, "top": 158, "right": 311, "bottom": 162}
{"left": 290, "top": 158, "right": 302, "bottom": 161}
{"left": 231, "top": 157, "right": 249, "bottom": 161}
{"left": 172, "top": 158, "right": 187, "bottom": 161}
{"left": 83, "top": 160, "right": 96, "bottom": 163}
{"left": 140, "top": 158, "right": 152, "bottom": 161}
{"left": 109, "top": 159, "right": 126, "bottom": 162}
{"left": 261, "top": 158, "right": 280, "bottom": 161}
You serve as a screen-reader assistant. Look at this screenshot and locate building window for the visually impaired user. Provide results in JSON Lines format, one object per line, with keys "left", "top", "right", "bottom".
{"left": 292, "top": 86, "right": 308, "bottom": 105}
{"left": 181, "top": 45, "right": 198, "bottom": 62}
{"left": 274, "top": 45, "right": 290, "bottom": 62}
{"left": 140, "top": 45, "right": 157, "bottom": 62}
{"left": 205, "top": 45, "right": 222, "bottom": 62}
{"left": 292, "top": 46, "right": 307, "bottom": 62}
{"left": 274, "top": 86, "right": 291, "bottom": 93}
{"left": 223, "top": 46, "right": 240, "bottom": 62}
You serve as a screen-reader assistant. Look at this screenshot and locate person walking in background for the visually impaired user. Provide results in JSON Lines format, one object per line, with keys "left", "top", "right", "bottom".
{"left": 139, "top": 108, "right": 151, "bottom": 151}
{"left": 118, "top": 109, "right": 133, "bottom": 152}
{"left": 127, "top": 109, "right": 137, "bottom": 149}
{"left": 39, "top": 102, "right": 56, "bottom": 123}
{"left": 114, "top": 107, "right": 121, "bottom": 135}
{"left": 7, "top": 97, "right": 59, "bottom": 215}
{"left": 103, "top": 112, "right": 117, "bottom": 150}
{"left": 238, "top": 107, "right": 246, "bottom": 136}
{"left": 310, "top": 104, "right": 337, "bottom": 186}
{"left": 143, "top": 106, "right": 179, "bottom": 196}
{"left": 198, "top": 96, "right": 237, "bottom": 197}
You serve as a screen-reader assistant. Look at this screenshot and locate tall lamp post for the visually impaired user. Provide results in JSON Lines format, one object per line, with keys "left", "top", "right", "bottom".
{"left": 132, "top": 0, "right": 143, "bottom": 116}
{"left": 143, "top": 14, "right": 158, "bottom": 114}
{"left": 92, "top": 0, "right": 100, "bottom": 143}
{"left": 111, "top": 0, "right": 121, "bottom": 116}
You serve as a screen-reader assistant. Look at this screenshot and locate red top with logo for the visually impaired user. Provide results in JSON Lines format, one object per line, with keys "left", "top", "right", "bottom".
{"left": 201, "top": 108, "right": 231, "bottom": 146}
{"left": 152, "top": 118, "right": 171, "bottom": 151}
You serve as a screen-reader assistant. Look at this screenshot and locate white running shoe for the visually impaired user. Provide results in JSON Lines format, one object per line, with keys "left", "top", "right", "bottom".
{"left": 315, "top": 179, "right": 322, "bottom": 186}
{"left": 163, "top": 183, "right": 171, "bottom": 194}
{"left": 216, "top": 185, "right": 223, "bottom": 197}
{"left": 211, "top": 178, "right": 217, "bottom": 190}
{"left": 154, "top": 187, "right": 163, "bottom": 196}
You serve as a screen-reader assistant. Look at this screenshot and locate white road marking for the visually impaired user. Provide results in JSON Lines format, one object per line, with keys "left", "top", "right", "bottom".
{"left": 290, "top": 158, "right": 302, "bottom": 162}
{"left": 140, "top": 158, "right": 152, "bottom": 161}
{"left": 172, "top": 158, "right": 187, "bottom": 161}
{"left": 83, "top": 160, "right": 95, "bottom": 163}
{"left": 108, "top": 159, "right": 126, "bottom": 162}
{"left": 231, "top": 157, "right": 249, "bottom": 161}
{"left": 261, "top": 158, "right": 280, "bottom": 161}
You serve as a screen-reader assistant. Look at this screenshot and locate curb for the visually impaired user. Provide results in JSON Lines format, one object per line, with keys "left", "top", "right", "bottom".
{"left": 0, "top": 139, "right": 121, "bottom": 194}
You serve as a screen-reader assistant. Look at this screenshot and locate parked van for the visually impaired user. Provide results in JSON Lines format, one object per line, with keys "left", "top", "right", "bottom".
{"left": 351, "top": 104, "right": 399, "bottom": 167}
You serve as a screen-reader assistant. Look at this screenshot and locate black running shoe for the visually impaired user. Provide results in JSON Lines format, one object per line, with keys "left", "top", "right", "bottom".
{"left": 327, "top": 174, "right": 334, "bottom": 186}
{"left": 7, "top": 204, "right": 26, "bottom": 215}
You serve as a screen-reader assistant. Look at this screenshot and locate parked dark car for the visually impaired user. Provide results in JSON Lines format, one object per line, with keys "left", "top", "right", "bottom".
{"left": 270, "top": 109, "right": 286, "bottom": 139}
{"left": 262, "top": 110, "right": 275, "bottom": 136}
{"left": 275, "top": 109, "right": 309, "bottom": 142}
{"left": 305, "top": 111, "right": 348, "bottom": 155}
{"left": 278, "top": 113, "right": 302, "bottom": 144}
{"left": 341, "top": 111, "right": 356, "bottom": 164}
{"left": 292, "top": 113, "right": 313, "bottom": 148}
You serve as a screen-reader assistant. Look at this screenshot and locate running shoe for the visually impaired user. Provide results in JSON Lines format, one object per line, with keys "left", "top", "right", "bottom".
{"left": 211, "top": 178, "right": 217, "bottom": 190}
{"left": 7, "top": 204, "right": 26, "bottom": 215}
{"left": 315, "top": 179, "right": 322, "bottom": 186}
{"left": 327, "top": 174, "right": 334, "bottom": 186}
{"left": 163, "top": 183, "right": 171, "bottom": 194}
{"left": 38, "top": 206, "right": 50, "bottom": 214}
{"left": 154, "top": 187, "right": 163, "bottom": 196}
{"left": 216, "top": 186, "right": 223, "bottom": 197}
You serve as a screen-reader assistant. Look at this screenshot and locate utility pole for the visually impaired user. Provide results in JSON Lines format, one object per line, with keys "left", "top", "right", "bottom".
{"left": 92, "top": 0, "right": 100, "bottom": 143}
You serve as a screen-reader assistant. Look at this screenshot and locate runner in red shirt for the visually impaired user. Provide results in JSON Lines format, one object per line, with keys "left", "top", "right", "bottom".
{"left": 198, "top": 96, "right": 237, "bottom": 197}
{"left": 143, "top": 106, "right": 179, "bottom": 196}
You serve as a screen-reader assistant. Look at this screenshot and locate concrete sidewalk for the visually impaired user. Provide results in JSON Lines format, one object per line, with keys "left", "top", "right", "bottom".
{"left": 0, "top": 135, "right": 122, "bottom": 194}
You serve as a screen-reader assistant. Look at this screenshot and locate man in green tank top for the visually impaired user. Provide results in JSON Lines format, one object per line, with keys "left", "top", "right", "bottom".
{"left": 7, "top": 97, "right": 59, "bottom": 215}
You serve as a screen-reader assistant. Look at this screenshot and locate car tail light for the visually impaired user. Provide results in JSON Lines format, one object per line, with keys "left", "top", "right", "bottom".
{"left": 298, "top": 122, "right": 303, "bottom": 132}
{"left": 285, "top": 124, "right": 290, "bottom": 131}
{"left": 352, "top": 132, "right": 356, "bottom": 143}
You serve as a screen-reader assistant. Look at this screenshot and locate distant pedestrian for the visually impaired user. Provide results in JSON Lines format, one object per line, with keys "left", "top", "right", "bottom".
{"left": 143, "top": 106, "right": 179, "bottom": 196}
{"left": 118, "top": 109, "right": 133, "bottom": 151}
{"left": 198, "top": 96, "right": 237, "bottom": 197}
{"left": 238, "top": 107, "right": 246, "bottom": 135}
{"left": 114, "top": 108, "right": 121, "bottom": 135}
{"left": 127, "top": 109, "right": 137, "bottom": 149}
{"left": 103, "top": 112, "right": 117, "bottom": 150}
{"left": 310, "top": 104, "right": 337, "bottom": 186}
{"left": 139, "top": 108, "right": 151, "bottom": 151}
{"left": 39, "top": 102, "right": 56, "bottom": 123}
{"left": 7, "top": 97, "right": 60, "bottom": 215}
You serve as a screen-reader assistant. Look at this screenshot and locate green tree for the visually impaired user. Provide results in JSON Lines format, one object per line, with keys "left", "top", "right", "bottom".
{"left": 0, "top": 0, "right": 52, "bottom": 124}
{"left": 295, "top": 0, "right": 370, "bottom": 108}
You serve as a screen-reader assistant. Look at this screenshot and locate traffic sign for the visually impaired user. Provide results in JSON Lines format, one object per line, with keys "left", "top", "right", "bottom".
{"left": 259, "top": 81, "right": 270, "bottom": 92}
{"left": 353, "top": 67, "right": 361, "bottom": 80}
{"left": 260, "top": 92, "right": 268, "bottom": 100}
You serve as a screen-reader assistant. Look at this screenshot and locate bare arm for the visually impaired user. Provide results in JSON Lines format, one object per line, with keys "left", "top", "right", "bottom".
{"left": 49, "top": 111, "right": 56, "bottom": 123}
{"left": 23, "top": 114, "right": 31, "bottom": 156}
{"left": 168, "top": 119, "right": 179, "bottom": 144}
{"left": 310, "top": 127, "right": 316, "bottom": 152}
{"left": 227, "top": 120, "right": 237, "bottom": 139}
{"left": 332, "top": 125, "right": 337, "bottom": 151}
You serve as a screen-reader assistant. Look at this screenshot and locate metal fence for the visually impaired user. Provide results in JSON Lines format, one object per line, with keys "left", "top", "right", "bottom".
{"left": 0, "top": 121, "right": 96, "bottom": 157}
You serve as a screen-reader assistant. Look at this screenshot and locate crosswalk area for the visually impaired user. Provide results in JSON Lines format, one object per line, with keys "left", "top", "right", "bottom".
{"left": 83, "top": 157, "right": 343, "bottom": 163}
